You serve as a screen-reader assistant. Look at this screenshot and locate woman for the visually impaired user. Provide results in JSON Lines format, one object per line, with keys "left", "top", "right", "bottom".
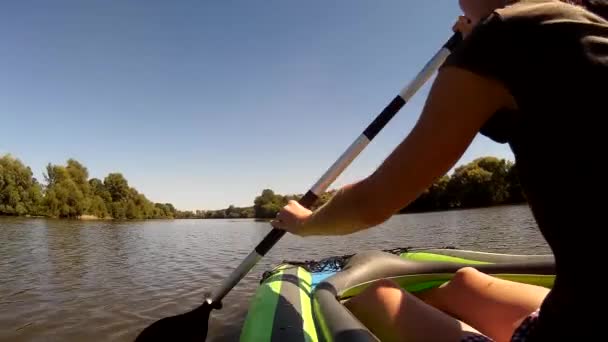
{"left": 272, "top": 0, "right": 608, "bottom": 341}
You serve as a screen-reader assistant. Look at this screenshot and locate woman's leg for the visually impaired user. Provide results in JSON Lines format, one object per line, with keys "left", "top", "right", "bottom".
{"left": 416, "top": 267, "right": 550, "bottom": 342}
{"left": 344, "top": 279, "right": 489, "bottom": 342}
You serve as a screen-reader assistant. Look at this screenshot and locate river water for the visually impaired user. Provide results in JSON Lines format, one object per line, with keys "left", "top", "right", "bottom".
{"left": 0, "top": 205, "right": 551, "bottom": 341}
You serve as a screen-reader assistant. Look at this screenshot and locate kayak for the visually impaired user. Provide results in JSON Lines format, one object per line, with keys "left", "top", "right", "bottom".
{"left": 240, "top": 247, "right": 555, "bottom": 342}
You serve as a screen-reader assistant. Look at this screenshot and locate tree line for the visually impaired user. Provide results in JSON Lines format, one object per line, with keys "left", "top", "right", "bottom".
{"left": 185, "top": 156, "right": 526, "bottom": 219}
{"left": 0, "top": 154, "right": 177, "bottom": 219}
{"left": 1, "top": 154, "right": 525, "bottom": 220}
{"left": 400, "top": 156, "right": 524, "bottom": 213}
{"left": 175, "top": 189, "right": 336, "bottom": 219}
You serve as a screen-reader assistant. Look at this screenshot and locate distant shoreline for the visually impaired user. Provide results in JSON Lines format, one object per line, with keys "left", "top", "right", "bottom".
{"left": 0, "top": 203, "right": 531, "bottom": 222}
{"left": 2, "top": 153, "right": 525, "bottom": 221}
{"left": 0, "top": 214, "right": 172, "bottom": 221}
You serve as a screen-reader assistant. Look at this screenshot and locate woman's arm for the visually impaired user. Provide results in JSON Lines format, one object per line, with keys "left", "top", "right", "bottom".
{"left": 272, "top": 66, "right": 516, "bottom": 236}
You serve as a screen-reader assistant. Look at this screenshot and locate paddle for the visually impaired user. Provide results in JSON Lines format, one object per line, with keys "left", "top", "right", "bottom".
{"left": 135, "top": 32, "right": 462, "bottom": 342}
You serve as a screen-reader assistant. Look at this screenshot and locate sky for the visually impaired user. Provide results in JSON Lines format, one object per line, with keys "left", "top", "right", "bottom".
{"left": 0, "top": 1, "right": 513, "bottom": 211}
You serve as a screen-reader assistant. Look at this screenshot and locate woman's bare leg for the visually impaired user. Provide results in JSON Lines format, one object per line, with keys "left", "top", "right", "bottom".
{"left": 416, "top": 267, "right": 550, "bottom": 342}
{"left": 344, "top": 279, "right": 487, "bottom": 342}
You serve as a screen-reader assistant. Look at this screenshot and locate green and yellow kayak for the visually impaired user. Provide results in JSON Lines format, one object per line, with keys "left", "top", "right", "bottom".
{"left": 240, "top": 248, "right": 555, "bottom": 342}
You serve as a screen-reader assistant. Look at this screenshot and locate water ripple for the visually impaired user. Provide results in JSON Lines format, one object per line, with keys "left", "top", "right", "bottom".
{"left": 0, "top": 205, "right": 550, "bottom": 341}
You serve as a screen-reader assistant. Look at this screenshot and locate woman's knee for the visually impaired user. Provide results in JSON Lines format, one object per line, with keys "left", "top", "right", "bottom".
{"left": 346, "top": 278, "right": 403, "bottom": 309}
{"left": 361, "top": 279, "right": 402, "bottom": 300}
{"left": 448, "top": 267, "right": 487, "bottom": 291}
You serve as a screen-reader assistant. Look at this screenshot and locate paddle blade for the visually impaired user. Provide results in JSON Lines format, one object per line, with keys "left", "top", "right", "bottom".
{"left": 135, "top": 299, "right": 221, "bottom": 342}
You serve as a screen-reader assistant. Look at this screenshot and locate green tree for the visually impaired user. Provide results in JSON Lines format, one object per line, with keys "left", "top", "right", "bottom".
{"left": 0, "top": 155, "right": 43, "bottom": 216}
{"left": 43, "top": 162, "right": 87, "bottom": 218}
{"left": 241, "top": 207, "right": 255, "bottom": 218}
{"left": 250, "top": 189, "right": 338, "bottom": 219}
{"left": 254, "top": 189, "right": 285, "bottom": 218}
{"left": 103, "top": 173, "right": 129, "bottom": 219}
{"left": 154, "top": 203, "right": 175, "bottom": 219}
{"left": 104, "top": 173, "right": 129, "bottom": 202}
{"left": 111, "top": 201, "right": 127, "bottom": 219}
{"left": 88, "top": 195, "right": 109, "bottom": 218}
{"left": 211, "top": 210, "right": 226, "bottom": 219}
{"left": 137, "top": 194, "right": 155, "bottom": 219}
{"left": 225, "top": 205, "right": 236, "bottom": 217}
{"left": 447, "top": 157, "right": 512, "bottom": 208}
{"left": 89, "top": 178, "right": 111, "bottom": 203}
{"left": 448, "top": 162, "right": 493, "bottom": 208}
{"left": 66, "top": 159, "right": 91, "bottom": 196}
{"left": 1, "top": 153, "right": 178, "bottom": 220}
{"left": 125, "top": 199, "right": 142, "bottom": 219}
{"left": 178, "top": 210, "right": 195, "bottom": 219}
{"left": 478, "top": 157, "right": 511, "bottom": 204}
{"left": 404, "top": 175, "right": 450, "bottom": 213}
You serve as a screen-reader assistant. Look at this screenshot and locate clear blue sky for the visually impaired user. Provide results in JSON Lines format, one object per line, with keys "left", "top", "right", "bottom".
{"left": 1, "top": 1, "right": 512, "bottom": 211}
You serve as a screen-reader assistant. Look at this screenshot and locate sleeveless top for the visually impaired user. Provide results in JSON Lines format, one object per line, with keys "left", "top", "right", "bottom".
{"left": 442, "top": 0, "right": 608, "bottom": 339}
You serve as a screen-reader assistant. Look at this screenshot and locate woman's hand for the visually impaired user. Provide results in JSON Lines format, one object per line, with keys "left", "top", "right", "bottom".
{"left": 453, "top": 15, "right": 475, "bottom": 38}
{"left": 271, "top": 200, "right": 313, "bottom": 236}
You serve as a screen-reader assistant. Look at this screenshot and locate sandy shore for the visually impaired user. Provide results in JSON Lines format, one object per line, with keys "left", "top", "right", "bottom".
{"left": 77, "top": 215, "right": 104, "bottom": 220}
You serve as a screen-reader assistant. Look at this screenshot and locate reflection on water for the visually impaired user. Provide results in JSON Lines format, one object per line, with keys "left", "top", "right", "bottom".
{"left": 0, "top": 205, "right": 550, "bottom": 341}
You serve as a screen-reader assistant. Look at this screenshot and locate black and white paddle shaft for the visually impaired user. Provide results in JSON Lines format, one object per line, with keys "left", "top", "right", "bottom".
{"left": 135, "top": 32, "right": 462, "bottom": 342}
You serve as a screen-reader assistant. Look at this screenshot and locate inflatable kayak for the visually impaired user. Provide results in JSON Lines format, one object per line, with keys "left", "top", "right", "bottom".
{"left": 240, "top": 247, "right": 555, "bottom": 342}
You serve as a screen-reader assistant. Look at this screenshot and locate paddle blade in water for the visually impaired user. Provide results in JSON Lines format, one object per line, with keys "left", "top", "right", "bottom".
{"left": 135, "top": 300, "right": 220, "bottom": 342}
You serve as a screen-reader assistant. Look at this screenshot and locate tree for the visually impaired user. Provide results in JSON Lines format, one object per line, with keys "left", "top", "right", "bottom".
{"left": 163, "top": 203, "right": 177, "bottom": 217}
{"left": 104, "top": 173, "right": 130, "bottom": 202}
{"left": 111, "top": 201, "right": 127, "bottom": 219}
{"left": 446, "top": 157, "right": 513, "bottom": 209}
{"left": 225, "top": 205, "right": 236, "bottom": 217}
{"left": 89, "top": 178, "right": 111, "bottom": 203}
{"left": 66, "top": 159, "right": 91, "bottom": 196}
{"left": 241, "top": 207, "right": 255, "bottom": 218}
{"left": 126, "top": 199, "right": 142, "bottom": 219}
{"left": 1, "top": 154, "right": 179, "bottom": 220}
{"left": 88, "top": 195, "right": 109, "bottom": 218}
{"left": 154, "top": 203, "right": 175, "bottom": 219}
{"left": 176, "top": 210, "right": 195, "bottom": 219}
{"left": 254, "top": 189, "right": 285, "bottom": 218}
{"left": 43, "top": 162, "right": 87, "bottom": 218}
{"left": 0, "top": 155, "right": 43, "bottom": 216}
{"left": 403, "top": 175, "right": 450, "bottom": 213}
{"left": 211, "top": 210, "right": 226, "bottom": 219}
{"left": 478, "top": 157, "right": 511, "bottom": 204}
{"left": 448, "top": 161, "right": 494, "bottom": 208}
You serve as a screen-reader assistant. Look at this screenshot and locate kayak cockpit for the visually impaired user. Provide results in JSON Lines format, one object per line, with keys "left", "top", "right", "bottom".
{"left": 240, "top": 248, "right": 555, "bottom": 342}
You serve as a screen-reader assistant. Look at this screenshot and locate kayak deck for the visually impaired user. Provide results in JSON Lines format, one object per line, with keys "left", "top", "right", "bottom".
{"left": 240, "top": 248, "right": 555, "bottom": 342}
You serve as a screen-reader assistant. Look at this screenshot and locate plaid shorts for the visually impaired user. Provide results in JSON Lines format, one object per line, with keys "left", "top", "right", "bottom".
{"left": 461, "top": 309, "right": 540, "bottom": 342}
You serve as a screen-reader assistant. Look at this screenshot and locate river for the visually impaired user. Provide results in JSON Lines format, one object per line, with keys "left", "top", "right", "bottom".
{"left": 0, "top": 205, "right": 551, "bottom": 341}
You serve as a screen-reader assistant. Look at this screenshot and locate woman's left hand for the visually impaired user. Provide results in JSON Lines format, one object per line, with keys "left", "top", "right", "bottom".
{"left": 271, "top": 200, "right": 313, "bottom": 236}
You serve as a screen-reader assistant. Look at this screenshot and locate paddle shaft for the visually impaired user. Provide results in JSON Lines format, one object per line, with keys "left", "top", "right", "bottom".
{"left": 210, "top": 33, "right": 462, "bottom": 305}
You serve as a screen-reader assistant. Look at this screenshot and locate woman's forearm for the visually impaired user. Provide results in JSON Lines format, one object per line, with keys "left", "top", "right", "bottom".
{"left": 301, "top": 179, "right": 386, "bottom": 236}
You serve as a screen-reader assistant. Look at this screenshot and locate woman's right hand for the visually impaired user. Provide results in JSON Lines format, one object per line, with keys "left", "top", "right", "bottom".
{"left": 271, "top": 200, "right": 314, "bottom": 237}
{"left": 453, "top": 15, "right": 475, "bottom": 38}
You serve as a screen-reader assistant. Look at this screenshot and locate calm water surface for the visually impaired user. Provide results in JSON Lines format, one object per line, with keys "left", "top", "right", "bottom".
{"left": 0, "top": 205, "right": 550, "bottom": 341}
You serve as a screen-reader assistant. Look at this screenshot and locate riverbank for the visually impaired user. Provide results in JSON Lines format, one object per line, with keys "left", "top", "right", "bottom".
{"left": 0, "top": 214, "right": 169, "bottom": 221}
